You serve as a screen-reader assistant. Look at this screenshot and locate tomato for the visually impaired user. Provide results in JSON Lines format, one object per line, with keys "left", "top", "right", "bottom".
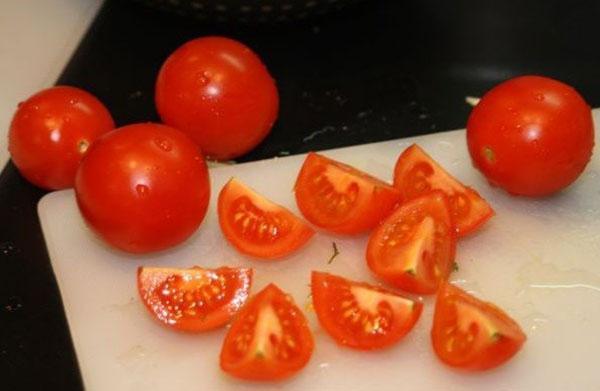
{"left": 75, "top": 123, "right": 210, "bottom": 253}
{"left": 366, "top": 190, "right": 455, "bottom": 294}
{"left": 220, "top": 283, "right": 314, "bottom": 381}
{"left": 394, "top": 144, "right": 494, "bottom": 237}
{"left": 431, "top": 282, "right": 526, "bottom": 371}
{"left": 8, "top": 86, "right": 114, "bottom": 190}
{"left": 311, "top": 271, "right": 422, "bottom": 350}
{"left": 295, "top": 152, "right": 402, "bottom": 235}
{"left": 467, "top": 75, "right": 595, "bottom": 197}
{"left": 218, "top": 178, "right": 314, "bottom": 259}
{"left": 155, "top": 36, "right": 279, "bottom": 160}
{"left": 137, "top": 266, "right": 252, "bottom": 332}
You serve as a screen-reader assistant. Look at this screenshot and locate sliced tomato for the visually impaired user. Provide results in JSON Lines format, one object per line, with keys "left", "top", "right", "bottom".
{"left": 218, "top": 178, "right": 314, "bottom": 259}
{"left": 137, "top": 266, "right": 252, "bottom": 332}
{"left": 294, "top": 152, "right": 401, "bottom": 235}
{"left": 311, "top": 271, "right": 422, "bottom": 350}
{"left": 393, "top": 144, "right": 494, "bottom": 237}
{"left": 366, "top": 190, "right": 456, "bottom": 294}
{"left": 220, "top": 284, "right": 314, "bottom": 381}
{"left": 431, "top": 282, "right": 526, "bottom": 371}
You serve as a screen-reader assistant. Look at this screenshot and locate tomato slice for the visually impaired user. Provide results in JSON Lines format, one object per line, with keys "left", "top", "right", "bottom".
{"left": 294, "top": 152, "right": 401, "bottom": 235}
{"left": 366, "top": 190, "right": 456, "bottom": 294}
{"left": 311, "top": 271, "right": 422, "bottom": 350}
{"left": 393, "top": 144, "right": 494, "bottom": 237}
{"left": 220, "top": 284, "right": 314, "bottom": 381}
{"left": 431, "top": 282, "right": 526, "bottom": 371}
{"left": 218, "top": 178, "right": 314, "bottom": 259}
{"left": 137, "top": 266, "right": 252, "bottom": 332}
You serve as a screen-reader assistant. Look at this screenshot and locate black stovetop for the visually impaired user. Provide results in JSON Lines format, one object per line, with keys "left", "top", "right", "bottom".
{"left": 1, "top": 0, "right": 599, "bottom": 388}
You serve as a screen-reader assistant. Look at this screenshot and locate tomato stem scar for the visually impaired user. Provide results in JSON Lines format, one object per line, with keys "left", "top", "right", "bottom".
{"left": 78, "top": 139, "right": 90, "bottom": 154}
{"left": 482, "top": 146, "right": 496, "bottom": 163}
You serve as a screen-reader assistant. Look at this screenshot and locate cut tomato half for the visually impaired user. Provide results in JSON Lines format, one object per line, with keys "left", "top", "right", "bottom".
{"left": 137, "top": 266, "right": 252, "bottom": 332}
{"left": 294, "top": 152, "right": 401, "bottom": 235}
{"left": 311, "top": 271, "right": 422, "bottom": 350}
{"left": 220, "top": 284, "right": 314, "bottom": 381}
{"left": 393, "top": 144, "right": 494, "bottom": 237}
{"left": 366, "top": 190, "right": 456, "bottom": 294}
{"left": 431, "top": 282, "right": 527, "bottom": 371}
{"left": 218, "top": 178, "right": 314, "bottom": 259}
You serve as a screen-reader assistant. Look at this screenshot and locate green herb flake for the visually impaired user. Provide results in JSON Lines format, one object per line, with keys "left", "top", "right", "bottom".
{"left": 327, "top": 242, "right": 340, "bottom": 264}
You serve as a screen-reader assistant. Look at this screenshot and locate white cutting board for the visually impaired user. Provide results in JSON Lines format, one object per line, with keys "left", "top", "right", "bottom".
{"left": 39, "top": 111, "right": 600, "bottom": 391}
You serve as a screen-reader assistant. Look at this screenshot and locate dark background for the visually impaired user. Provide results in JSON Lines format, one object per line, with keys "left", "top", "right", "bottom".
{"left": 1, "top": 0, "right": 599, "bottom": 388}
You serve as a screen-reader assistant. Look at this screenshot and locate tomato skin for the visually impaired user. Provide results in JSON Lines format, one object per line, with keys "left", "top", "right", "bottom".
{"left": 295, "top": 152, "right": 402, "bottom": 235}
{"left": 218, "top": 178, "right": 314, "bottom": 260}
{"left": 431, "top": 282, "right": 526, "bottom": 371}
{"left": 311, "top": 271, "right": 422, "bottom": 350}
{"left": 75, "top": 123, "right": 210, "bottom": 253}
{"left": 155, "top": 36, "right": 279, "bottom": 160}
{"left": 467, "top": 75, "right": 594, "bottom": 197}
{"left": 220, "top": 284, "right": 314, "bottom": 381}
{"left": 137, "top": 266, "right": 252, "bottom": 332}
{"left": 8, "top": 86, "right": 114, "bottom": 190}
{"left": 366, "top": 190, "right": 456, "bottom": 295}
{"left": 393, "top": 144, "right": 494, "bottom": 237}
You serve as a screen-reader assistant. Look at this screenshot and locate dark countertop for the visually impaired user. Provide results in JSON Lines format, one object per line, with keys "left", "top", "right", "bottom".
{"left": 1, "top": 0, "right": 599, "bottom": 388}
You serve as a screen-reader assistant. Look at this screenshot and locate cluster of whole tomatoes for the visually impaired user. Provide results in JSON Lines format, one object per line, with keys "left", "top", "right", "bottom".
{"left": 7, "top": 32, "right": 595, "bottom": 382}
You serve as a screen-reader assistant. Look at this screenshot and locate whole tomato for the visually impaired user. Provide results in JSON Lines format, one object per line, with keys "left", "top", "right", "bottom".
{"left": 467, "top": 75, "right": 594, "bottom": 196}
{"left": 75, "top": 123, "right": 210, "bottom": 254}
{"left": 8, "top": 86, "right": 114, "bottom": 190}
{"left": 155, "top": 36, "right": 279, "bottom": 161}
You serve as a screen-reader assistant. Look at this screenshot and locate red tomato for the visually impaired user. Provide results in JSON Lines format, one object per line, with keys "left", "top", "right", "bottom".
{"left": 137, "top": 266, "right": 252, "bottom": 332}
{"left": 467, "top": 75, "right": 595, "bottom": 196}
{"left": 220, "top": 284, "right": 314, "bottom": 381}
{"left": 8, "top": 86, "right": 114, "bottom": 190}
{"left": 218, "top": 178, "right": 314, "bottom": 259}
{"left": 366, "top": 190, "right": 456, "bottom": 294}
{"left": 311, "top": 271, "right": 422, "bottom": 350}
{"left": 75, "top": 123, "right": 210, "bottom": 253}
{"left": 155, "top": 36, "right": 279, "bottom": 160}
{"left": 295, "top": 152, "right": 401, "bottom": 235}
{"left": 394, "top": 144, "right": 494, "bottom": 237}
{"left": 431, "top": 282, "right": 527, "bottom": 371}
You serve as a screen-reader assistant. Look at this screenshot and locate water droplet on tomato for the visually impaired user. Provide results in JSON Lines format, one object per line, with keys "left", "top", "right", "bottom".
{"left": 69, "top": 99, "right": 77, "bottom": 105}
{"left": 535, "top": 93, "right": 545, "bottom": 101}
{"left": 32, "top": 105, "right": 39, "bottom": 111}
{"left": 197, "top": 71, "right": 211, "bottom": 85}
{"left": 136, "top": 184, "right": 149, "bottom": 197}
{"left": 154, "top": 138, "right": 172, "bottom": 152}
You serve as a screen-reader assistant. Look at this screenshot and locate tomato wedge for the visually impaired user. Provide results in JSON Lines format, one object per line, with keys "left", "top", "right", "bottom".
{"left": 311, "top": 271, "right": 422, "bottom": 350}
{"left": 366, "top": 190, "right": 456, "bottom": 294}
{"left": 220, "top": 284, "right": 314, "bottom": 381}
{"left": 393, "top": 144, "right": 494, "bottom": 237}
{"left": 432, "top": 282, "right": 526, "bottom": 371}
{"left": 295, "top": 152, "right": 401, "bottom": 235}
{"left": 137, "top": 266, "right": 252, "bottom": 332}
{"left": 218, "top": 178, "right": 314, "bottom": 259}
